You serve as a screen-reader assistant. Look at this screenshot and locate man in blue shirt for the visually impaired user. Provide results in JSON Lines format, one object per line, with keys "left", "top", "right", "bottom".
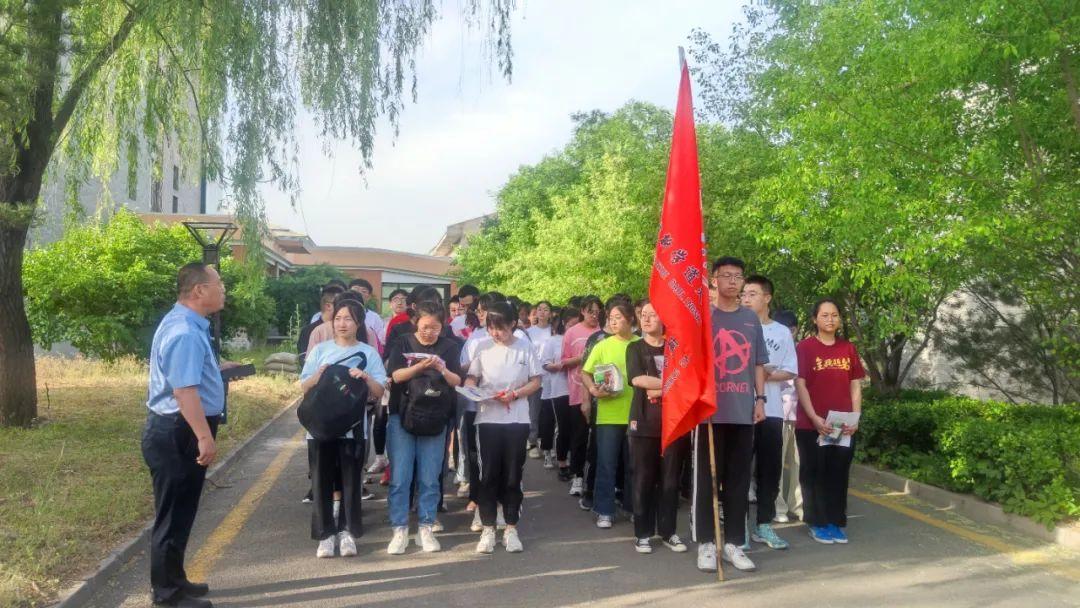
{"left": 142, "top": 262, "right": 231, "bottom": 608}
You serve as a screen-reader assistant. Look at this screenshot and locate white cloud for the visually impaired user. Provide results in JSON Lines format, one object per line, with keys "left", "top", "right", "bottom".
{"left": 251, "top": 1, "right": 741, "bottom": 253}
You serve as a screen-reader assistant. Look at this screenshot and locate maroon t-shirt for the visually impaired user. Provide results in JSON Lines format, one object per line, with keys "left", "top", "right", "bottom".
{"left": 795, "top": 337, "right": 865, "bottom": 430}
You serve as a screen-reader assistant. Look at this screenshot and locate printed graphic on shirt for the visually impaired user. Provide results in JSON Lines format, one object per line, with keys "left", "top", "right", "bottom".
{"left": 714, "top": 326, "right": 753, "bottom": 393}
{"left": 813, "top": 356, "right": 852, "bottom": 372}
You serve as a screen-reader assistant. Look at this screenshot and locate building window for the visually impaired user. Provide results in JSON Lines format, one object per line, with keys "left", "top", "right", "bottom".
{"left": 151, "top": 179, "right": 162, "bottom": 212}
{"left": 171, "top": 195, "right": 179, "bottom": 213}
{"left": 172, "top": 165, "right": 179, "bottom": 190}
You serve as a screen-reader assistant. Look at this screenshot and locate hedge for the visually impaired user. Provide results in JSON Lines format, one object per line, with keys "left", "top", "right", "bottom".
{"left": 859, "top": 393, "right": 1080, "bottom": 527}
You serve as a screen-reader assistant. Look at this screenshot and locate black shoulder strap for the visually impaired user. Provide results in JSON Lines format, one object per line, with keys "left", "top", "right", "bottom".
{"left": 328, "top": 349, "right": 367, "bottom": 369}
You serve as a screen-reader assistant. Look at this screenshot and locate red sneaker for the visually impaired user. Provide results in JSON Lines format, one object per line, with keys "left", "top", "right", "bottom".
{"left": 380, "top": 466, "right": 390, "bottom": 486}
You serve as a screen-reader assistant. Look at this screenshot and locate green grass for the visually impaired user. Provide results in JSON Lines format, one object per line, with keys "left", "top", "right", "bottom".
{"left": 0, "top": 357, "right": 298, "bottom": 608}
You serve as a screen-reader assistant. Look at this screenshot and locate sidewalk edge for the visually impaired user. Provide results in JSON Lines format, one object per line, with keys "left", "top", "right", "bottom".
{"left": 852, "top": 463, "right": 1079, "bottom": 550}
{"left": 51, "top": 397, "right": 300, "bottom": 608}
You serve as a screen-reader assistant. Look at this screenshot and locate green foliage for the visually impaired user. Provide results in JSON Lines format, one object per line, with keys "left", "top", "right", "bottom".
{"left": 23, "top": 211, "right": 200, "bottom": 359}
{"left": 219, "top": 257, "right": 275, "bottom": 344}
{"left": 859, "top": 394, "right": 1080, "bottom": 526}
{"left": 458, "top": 102, "right": 672, "bottom": 301}
{"left": 264, "top": 264, "right": 349, "bottom": 334}
{"left": 24, "top": 210, "right": 274, "bottom": 357}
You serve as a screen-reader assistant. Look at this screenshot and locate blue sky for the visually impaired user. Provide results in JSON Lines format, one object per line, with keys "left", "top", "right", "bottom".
{"left": 252, "top": 1, "right": 741, "bottom": 254}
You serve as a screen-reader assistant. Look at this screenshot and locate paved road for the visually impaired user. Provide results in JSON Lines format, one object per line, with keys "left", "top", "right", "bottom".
{"left": 83, "top": 409, "right": 1080, "bottom": 608}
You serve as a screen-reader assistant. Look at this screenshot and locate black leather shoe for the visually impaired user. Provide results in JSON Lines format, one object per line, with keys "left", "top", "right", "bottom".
{"left": 181, "top": 581, "right": 210, "bottom": 597}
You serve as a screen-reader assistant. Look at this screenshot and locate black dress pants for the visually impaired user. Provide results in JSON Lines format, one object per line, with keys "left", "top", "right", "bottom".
{"left": 551, "top": 395, "right": 573, "bottom": 461}
{"left": 568, "top": 403, "right": 589, "bottom": 476}
{"left": 142, "top": 412, "right": 219, "bottom": 604}
{"left": 539, "top": 398, "right": 558, "bottom": 451}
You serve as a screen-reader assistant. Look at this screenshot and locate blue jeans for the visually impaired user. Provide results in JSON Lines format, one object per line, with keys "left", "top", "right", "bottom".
{"left": 387, "top": 414, "right": 446, "bottom": 528}
{"left": 594, "top": 424, "right": 630, "bottom": 517}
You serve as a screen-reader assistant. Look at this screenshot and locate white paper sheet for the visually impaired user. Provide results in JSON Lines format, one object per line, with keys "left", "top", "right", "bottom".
{"left": 817, "top": 410, "right": 861, "bottom": 447}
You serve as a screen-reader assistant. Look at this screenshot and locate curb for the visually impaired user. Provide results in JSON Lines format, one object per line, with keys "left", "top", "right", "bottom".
{"left": 52, "top": 397, "right": 300, "bottom": 608}
{"left": 852, "top": 463, "right": 1080, "bottom": 550}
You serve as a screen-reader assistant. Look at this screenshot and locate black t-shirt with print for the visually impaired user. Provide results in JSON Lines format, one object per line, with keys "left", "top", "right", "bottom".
{"left": 627, "top": 339, "right": 665, "bottom": 438}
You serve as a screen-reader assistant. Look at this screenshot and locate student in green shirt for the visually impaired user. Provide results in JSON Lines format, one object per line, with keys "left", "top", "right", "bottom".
{"left": 582, "top": 301, "right": 639, "bottom": 529}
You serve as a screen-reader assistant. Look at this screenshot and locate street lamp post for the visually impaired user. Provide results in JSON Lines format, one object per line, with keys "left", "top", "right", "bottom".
{"left": 182, "top": 220, "right": 237, "bottom": 355}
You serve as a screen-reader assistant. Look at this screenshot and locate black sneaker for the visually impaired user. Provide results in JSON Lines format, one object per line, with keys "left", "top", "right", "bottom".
{"left": 361, "top": 488, "right": 375, "bottom": 500}
{"left": 578, "top": 496, "right": 593, "bottom": 511}
{"left": 301, "top": 490, "right": 313, "bottom": 504}
{"left": 558, "top": 467, "right": 572, "bottom": 482}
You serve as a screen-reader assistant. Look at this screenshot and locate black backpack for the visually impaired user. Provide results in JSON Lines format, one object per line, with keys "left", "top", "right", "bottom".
{"left": 400, "top": 337, "right": 454, "bottom": 436}
{"left": 298, "top": 350, "right": 370, "bottom": 441}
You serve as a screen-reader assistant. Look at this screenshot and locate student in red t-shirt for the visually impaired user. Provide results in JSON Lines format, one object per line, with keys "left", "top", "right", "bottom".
{"left": 794, "top": 298, "right": 865, "bottom": 545}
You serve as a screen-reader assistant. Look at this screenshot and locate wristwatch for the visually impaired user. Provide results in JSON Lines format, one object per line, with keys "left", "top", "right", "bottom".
{"left": 755, "top": 395, "right": 767, "bottom": 403}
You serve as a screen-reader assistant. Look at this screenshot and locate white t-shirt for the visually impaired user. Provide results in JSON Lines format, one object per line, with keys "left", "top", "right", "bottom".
{"left": 761, "top": 320, "right": 798, "bottom": 419}
{"left": 525, "top": 325, "right": 552, "bottom": 354}
{"left": 365, "top": 309, "right": 385, "bottom": 352}
{"left": 450, "top": 314, "right": 468, "bottom": 338}
{"left": 467, "top": 337, "right": 542, "bottom": 425}
{"left": 539, "top": 334, "right": 569, "bottom": 400}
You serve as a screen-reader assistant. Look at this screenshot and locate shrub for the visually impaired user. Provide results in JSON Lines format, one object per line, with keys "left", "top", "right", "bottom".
{"left": 264, "top": 265, "right": 349, "bottom": 333}
{"left": 24, "top": 211, "right": 200, "bottom": 359}
{"left": 859, "top": 395, "right": 1080, "bottom": 527}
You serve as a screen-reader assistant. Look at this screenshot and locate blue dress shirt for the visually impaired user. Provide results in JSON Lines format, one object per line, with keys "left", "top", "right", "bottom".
{"left": 147, "top": 303, "right": 225, "bottom": 416}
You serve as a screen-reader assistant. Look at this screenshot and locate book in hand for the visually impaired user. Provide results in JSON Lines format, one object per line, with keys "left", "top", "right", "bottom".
{"left": 593, "top": 363, "right": 624, "bottom": 395}
{"left": 818, "top": 410, "right": 860, "bottom": 447}
{"left": 404, "top": 352, "right": 445, "bottom": 367}
{"left": 455, "top": 385, "right": 499, "bottom": 402}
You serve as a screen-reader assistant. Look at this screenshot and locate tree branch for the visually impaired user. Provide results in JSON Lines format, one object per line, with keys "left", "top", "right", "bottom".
{"left": 898, "top": 293, "right": 948, "bottom": 385}
{"left": 52, "top": 5, "right": 140, "bottom": 143}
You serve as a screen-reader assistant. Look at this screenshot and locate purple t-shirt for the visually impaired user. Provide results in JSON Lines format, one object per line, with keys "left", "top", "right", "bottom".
{"left": 709, "top": 306, "right": 768, "bottom": 425}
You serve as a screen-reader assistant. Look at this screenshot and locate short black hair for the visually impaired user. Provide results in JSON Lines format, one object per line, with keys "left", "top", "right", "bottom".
{"left": 477, "top": 291, "right": 505, "bottom": 311}
{"left": 606, "top": 293, "right": 632, "bottom": 309}
{"left": 321, "top": 284, "right": 345, "bottom": 298}
{"left": 177, "top": 262, "right": 213, "bottom": 297}
{"left": 348, "top": 278, "right": 373, "bottom": 292}
{"left": 457, "top": 284, "right": 480, "bottom": 298}
{"left": 408, "top": 285, "right": 442, "bottom": 306}
{"left": 774, "top": 309, "right": 798, "bottom": 329}
{"left": 388, "top": 288, "right": 408, "bottom": 301}
{"left": 484, "top": 300, "right": 518, "bottom": 331}
{"left": 334, "top": 290, "right": 364, "bottom": 307}
{"left": 711, "top": 256, "right": 746, "bottom": 273}
{"left": 415, "top": 300, "right": 446, "bottom": 325}
{"left": 567, "top": 295, "right": 584, "bottom": 309}
{"left": 326, "top": 279, "right": 348, "bottom": 290}
{"left": 579, "top": 295, "right": 605, "bottom": 326}
{"left": 449, "top": 295, "right": 460, "bottom": 304}
{"left": 744, "top": 274, "right": 773, "bottom": 296}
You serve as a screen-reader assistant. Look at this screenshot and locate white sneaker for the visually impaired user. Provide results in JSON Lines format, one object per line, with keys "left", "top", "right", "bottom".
{"left": 722, "top": 543, "right": 757, "bottom": 571}
{"left": 470, "top": 509, "right": 484, "bottom": 532}
{"left": 569, "top": 477, "right": 583, "bottom": 496}
{"left": 431, "top": 519, "right": 444, "bottom": 533}
{"left": 418, "top": 525, "right": 441, "bottom": 552}
{"left": 457, "top": 482, "right": 470, "bottom": 498}
{"left": 773, "top": 513, "right": 790, "bottom": 523}
{"left": 696, "top": 542, "right": 717, "bottom": 572}
{"left": 503, "top": 527, "right": 523, "bottom": 553}
{"left": 543, "top": 452, "right": 556, "bottom": 469}
{"left": 387, "top": 526, "right": 409, "bottom": 555}
{"left": 596, "top": 515, "right": 613, "bottom": 529}
{"left": 496, "top": 505, "right": 507, "bottom": 529}
{"left": 338, "top": 531, "right": 357, "bottom": 557}
{"left": 476, "top": 526, "right": 497, "bottom": 554}
{"left": 316, "top": 536, "right": 336, "bottom": 558}
{"left": 367, "top": 454, "right": 388, "bottom": 474}
{"left": 528, "top": 445, "right": 542, "bottom": 459}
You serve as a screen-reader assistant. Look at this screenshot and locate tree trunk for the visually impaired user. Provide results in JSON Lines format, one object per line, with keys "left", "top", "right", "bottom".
{"left": 0, "top": 220, "right": 36, "bottom": 426}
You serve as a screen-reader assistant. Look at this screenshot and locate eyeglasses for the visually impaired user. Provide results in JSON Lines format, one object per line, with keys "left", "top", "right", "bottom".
{"left": 713, "top": 273, "right": 744, "bottom": 282}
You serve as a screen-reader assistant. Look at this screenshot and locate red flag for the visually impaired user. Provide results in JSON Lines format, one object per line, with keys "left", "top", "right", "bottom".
{"left": 650, "top": 52, "right": 716, "bottom": 452}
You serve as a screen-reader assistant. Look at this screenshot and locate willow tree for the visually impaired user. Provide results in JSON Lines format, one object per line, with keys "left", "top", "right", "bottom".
{"left": 0, "top": 0, "right": 514, "bottom": 426}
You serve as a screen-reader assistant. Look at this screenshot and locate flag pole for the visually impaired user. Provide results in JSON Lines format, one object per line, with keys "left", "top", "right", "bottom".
{"left": 707, "top": 422, "right": 725, "bottom": 582}
{"left": 678, "top": 44, "right": 725, "bottom": 584}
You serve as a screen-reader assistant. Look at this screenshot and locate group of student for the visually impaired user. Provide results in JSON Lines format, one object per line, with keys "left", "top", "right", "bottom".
{"left": 294, "top": 256, "right": 866, "bottom": 574}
